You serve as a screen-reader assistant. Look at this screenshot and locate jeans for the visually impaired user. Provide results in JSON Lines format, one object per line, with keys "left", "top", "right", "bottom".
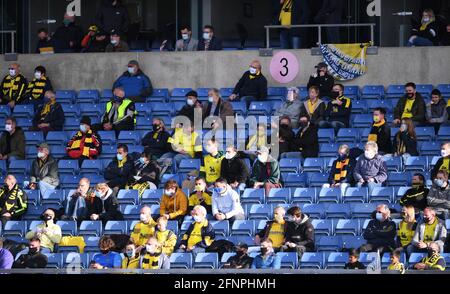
{"left": 407, "top": 36, "right": 434, "bottom": 47}
{"left": 38, "top": 180, "right": 57, "bottom": 198}
{"left": 280, "top": 29, "right": 301, "bottom": 49}
{"left": 357, "top": 181, "right": 382, "bottom": 195}
{"left": 158, "top": 152, "right": 192, "bottom": 173}
{"left": 318, "top": 121, "right": 346, "bottom": 135}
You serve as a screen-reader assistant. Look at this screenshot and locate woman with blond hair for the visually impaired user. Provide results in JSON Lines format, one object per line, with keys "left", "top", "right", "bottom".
{"left": 393, "top": 118, "right": 418, "bottom": 161}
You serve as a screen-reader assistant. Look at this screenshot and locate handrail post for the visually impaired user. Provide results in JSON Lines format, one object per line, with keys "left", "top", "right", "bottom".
{"left": 370, "top": 24, "right": 374, "bottom": 46}
{"left": 266, "top": 26, "right": 270, "bottom": 49}
{"left": 317, "top": 25, "right": 322, "bottom": 45}
{"left": 11, "top": 31, "right": 15, "bottom": 53}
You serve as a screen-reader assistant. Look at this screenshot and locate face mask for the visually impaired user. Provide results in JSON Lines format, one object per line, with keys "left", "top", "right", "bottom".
{"left": 37, "top": 152, "right": 46, "bottom": 158}
{"left": 213, "top": 187, "right": 226, "bottom": 194}
{"left": 100, "top": 249, "right": 110, "bottom": 255}
{"left": 28, "top": 247, "right": 38, "bottom": 254}
{"left": 152, "top": 124, "right": 160, "bottom": 132}
{"left": 9, "top": 69, "right": 16, "bottom": 76}
{"left": 299, "top": 121, "right": 308, "bottom": 128}
{"left": 434, "top": 179, "right": 445, "bottom": 187}
{"left": 208, "top": 96, "right": 214, "bottom": 103}
{"left": 43, "top": 96, "right": 52, "bottom": 104}
{"left": 274, "top": 215, "right": 284, "bottom": 223}
{"left": 193, "top": 215, "right": 202, "bottom": 222}
{"left": 165, "top": 190, "right": 175, "bottom": 196}
{"left": 422, "top": 17, "right": 430, "bottom": 23}
{"left": 249, "top": 67, "right": 257, "bottom": 75}
{"left": 63, "top": 19, "right": 72, "bottom": 26}
{"left": 187, "top": 99, "right": 195, "bottom": 106}
{"left": 423, "top": 217, "right": 431, "bottom": 223}
{"left": 146, "top": 245, "right": 156, "bottom": 254}
{"left": 111, "top": 39, "right": 118, "bottom": 45}
{"left": 114, "top": 95, "right": 123, "bottom": 103}
{"left": 182, "top": 33, "right": 189, "bottom": 40}
{"left": 80, "top": 124, "right": 87, "bottom": 133}
{"left": 257, "top": 154, "right": 267, "bottom": 163}
{"left": 373, "top": 115, "right": 380, "bottom": 123}
{"left": 34, "top": 72, "right": 42, "bottom": 79}
{"left": 117, "top": 153, "right": 123, "bottom": 161}
{"left": 287, "top": 92, "right": 295, "bottom": 102}
{"left": 139, "top": 157, "right": 146, "bottom": 165}
{"left": 428, "top": 248, "right": 436, "bottom": 256}
{"left": 140, "top": 213, "right": 148, "bottom": 223}
{"left": 376, "top": 212, "right": 384, "bottom": 221}
{"left": 441, "top": 150, "right": 448, "bottom": 157}
{"left": 235, "top": 250, "right": 245, "bottom": 256}
{"left": 126, "top": 250, "right": 135, "bottom": 258}
{"left": 5, "top": 124, "right": 12, "bottom": 132}
{"left": 400, "top": 124, "right": 407, "bottom": 132}
{"left": 203, "top": 32, "right": 210, "bottom": 40}
{"left": 412, "top": 182, "right": 423, "bottom": 189}
{"left": 260, "top": 247, "right": 269, "bottom": 256}
{"left": 95, "top": 191, "right": 102, "bottom": 198}
{"left": 331, "top": 91, "right": 340, "bottom": 99}
{"left": 195, "top": 184, "right": 204, "bottom": 192}
{"left": 127, "top": 67, "right": 135, "bottom": 74}
{"left": 365, "top": 150, "right": 376, "bottom": 160}
{"left": 407, "top": 93, "right": 414, "bottom": 99}
{"left": 225, "top": 152, "right": 234, "bottom": 160}
{"left": 40, "top": 213, "right": 52, "bottom": 221}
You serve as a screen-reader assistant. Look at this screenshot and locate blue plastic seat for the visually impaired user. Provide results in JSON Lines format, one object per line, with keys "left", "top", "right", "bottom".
{"left": 121, "top": 205, "right": 141, "bottom": 220}
{"left": 248, "top": 204, "right": 272, "bottom": 220}
{"left": 341, "top": 235, "right": 366, "bottom": 251}
{"left": 302, "top": 203, "right": 326, "bottom": 219}
{"left": 267, "top": 188, "right": 290, "bottom": 204}
{"left": 178, "top": 158, "right": 201, "bottom": 173}
{"left": 343, "top": 187, "right": 368, "bottom": 203}
{"left": 80, "top": 159, "right": 103, "bottom": 175}
{"left": 326, "top": 252, "right": 349, "bottom": 269}
{"left": 41, "top": 189, "right": 65, "bottom": 205}
{"left": 335, "top": 219, "right": 359, "bottom": 235}
{"left": 210, "top": 220, "right": 229, "bottom": 237}
{"left": 326, "top": 203, "right": 351, "bottom": 219}
{"left": 367, "top": 100, "right": 392, "bottom": 113}
{"left": 247, "top": 101, "right": 272, "bottom": 116}
{"left": 220, "top": 252, "right": 236, "bottom": 267}
{"left": 311, "top": 219, "right": 334, "bottom": 236}
{"left": 3, "top": 220, "right": 27, "bottom": 237}
{"left": 318, "top": 128, "right": 335, "bottom": 144}
{"left": 369, "top": 186, "right": 394, "bottom": 203}
{"left": 316, "top": 236, "right": 342, "bottom": 251}
{"left": 291, "top": 187, "right": 316, "bottom": 204}
{"left": 193, "top": 252, "right": 219, "bottom": 269}
{"left": 336, "top": 128, "right": 359, "bottom": 143}
{"left": 351, "top": 100, "right": 367, "bottom": 114}
{"left": 352, "top": 114, "right": 373, "bottom": 128}
{"left": 46, "top": 131, "right": 69, "bottom": 147}
{"left": 387, "top": 172, "right": 411, "bottom": 186}
{"left": 283, "top": 173, "right": 307, "bottom": 188}
{"left": 343, "top": 85, "right": 360, "bottom": 99}
{"left": 386, "top": 84, "right": 405, "bottom": 99}
{"left": 77, "top": 89, "right": 99, "bottom": 102}
{"left": 97, "top": 131, "right": 116, "bottom": 145}
{"left": 63, "top": 252, "right": 89, "bottom": 269}
{"left": 58, "top": 159, "right": 79, "bottom": 176}
{"left": 219, "top": 88, "right": 234, "bottom": 98}
{"left": 60, "top": 175, "right": 82, "bottom": 190}
{"left": 24, "top": 189, "right": 40, "bottom": 206}
{"left": 268, "top": 87, "right": 287, "bottom": 97}
{"left": 12, "top": 104, "right": 34, "bottom": 119}
{"left": 24, "top": 131, "right": 44, "bottom": 146}
{"left": 383, "top": 156, "right": 402, "bottom": 172}
{"left": 150, "top": 102, "right": 174, "bottom": 116}
{"left": 56, "top": 90, "right": 76, "bottom": 103}
{"left": 319, "top": 143, "right": 339, "bottom": 157}
{"left": 415, "top": 126, "right": 435, "bottom": 141}
{"left": 83, "top": 236, "right": 101, "bottom": 253}
{"left": 171, "top": 88, "right": 193, "bottom": 99}
{"left": 416, "top": 84, "right": 433, "bottom": 99}
{"left": 8, "top": 160, "right": 31, "bottom": 175}
{"left": 437, "top": 126, "right": 450, "bottom": 141}
{"left": 141, "top": 189, "right": 163, "bottom": 205}
{"left": 241, "top": 188, "right": 265, "bottom": 204}
{"left": 104, "top": 220, "right": 128, "bottom": 235}
{"left": 118, "top": 131, "right": 141, "bottom": 145}
{"left": 44, "top": 253, "right": 64, "bottom": 268}
{"left": 303, "top": 158, "right": 325, "bottom": 173}
{"left": 230, "top": 101, "right": 247, "bottom": 116}
{"left": 231, "top": 220, "right": 255, "bottom": 236}
{"left": 351, "top": 203, "right": 377, "bottom": 219}
{"left": 361, "top": 85, "right": 385, "bottom": 100}
{"left": 317, "top": 187, "right": 341, "bottom": 203}
{"left": 278, "top": 252, "right": 299, "bottom": 269}
{"left": 78, "top": 221, "right": 103, "bottom": 236}
{"left": 300, "top": 252, "right": 324, "bottom": 269}
{"left": 170, "top": 253, "right": 193, "bottom": 269}
{"left": 308, "top": 172, "right": 329, "bottom": 187}
{"left": 79, "top": 103, "right": 103, "bottom": 117}
{"left": 279, "top": 158, "right": 301, "bottom": 173}
{"left": 56, "top": 220, "right": 77, "bottom": 236}
{"left": 358, "top": 252, "right": 381, "bottom": 267}
{"left": 404, "top": 156, "right": 427, "bottom": 172}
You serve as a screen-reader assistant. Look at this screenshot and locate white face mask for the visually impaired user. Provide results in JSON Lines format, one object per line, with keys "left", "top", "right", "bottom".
{"left": 203, "top": 32, "right": 210, "bottom": 40}
{"left": 9, "top": 69, "right": 16, "bottom": 76}
{"left": 249, "top": 67, "right": 257, "bottom": 75}
{"left": 140, "top": 213, "right": 148, "bottom": 223}
{"left": 400, "top": 124, "right": 407, "bottom": 132}
{"left": 165, "top": 189, "right": 175, "bottom": 196}
{"left": 364, "top": 150, "right": 376, "bottom": 160}
{"left": 5, "top": 124, "right": 12, "bottom": 132}
{"left": 127, "top": 67, "right": 135, "bottom": 74}
{"left": 80, "top": 124, "right": 87, "bottom": 133}
{"left": 376, "top": 212, "right": 384, "bottom": 221}
{"left": 34, "top": 72, "right": 42, "bottom": 79}
{"left": 258, "top": 154, "right": 268, "bottom": 163}
{"left": 193, "top": 215, "right": 202, "bottom": 222}
{"left": 422, "top": 17, "right": 430, "bottom": 23}
{"left": 186, "top": 99, "right": 195, "bottom": 106}
{"left": 111, "top": 39, "right": 118, "bottom": 45}
{"left": 287, "top": 91, "right": 295, "bottom": 102}
{"left": 225, "top": 152, "right": 234, "bottom": 160}
{"left": 37, "top": 152, "right": 46, "bottom": 158}
{"left": 182, "top": 33, "right": 189, "bottom": 40}
{"left": 441, "top": 150, "right": 448, "bottom": 157}
{"left": 208, "top": 96, "right": 214, "bottom": 103}
{"left": 145, "top": 244, "right": 156, "bottom": 254}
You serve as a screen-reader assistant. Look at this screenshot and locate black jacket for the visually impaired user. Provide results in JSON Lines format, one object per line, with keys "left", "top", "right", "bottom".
{"left": 141, "top": 130, "right": 171, "bottom": 158}
{"left": 324, "top": 96, "right": 352, "bottom": 127}
{"left": 232, "top": 71, "right": 268, "bottom": 100}
{"left": 95, "top": 0, "right": 130, "bottom": 33}
{"left": 314, "top": 0, "right": 344, "bottom": 24}
{"left": 411, "top": 20, "right": 440, "bottom": 45}
{"left": 328, "top": 155, "right": 356, "bottom": 185}
{"left": 0, "top": 127, "right": 25, "bottom": 159}
{"left": 130, "top": 160, "right": 160, "bottom": 187}
{"left": 0, "top": 184, "right": 27, "bottom": 217}
{"left": 33, "top": 102, "right": 65, "bottom": 131}
{"left": 177, "top": 102, "right": 203, "bottom": 122}
{"left": 291, "top": 123, "right": 319, "bottom": 158}
{"left": 197, "top": 36, "right": 223, "bottom": 51}
{"left": 220, "top": 154, "right": 250, "bottom": 184}
{"left": 394, "top": 93, "right": 426, "bottom": 123}
{"left": 299, "top": 99, "right": 327, "bottom": 126}
{"left": 307, "top": 73, "right": 335, "bottom": 98}
{"left": 432, "top": 156, "right": 450, "bottom": 179}
{"left": 369, "top": 121, "right": 392, "bottom": 154}
{"left": 53, "top": 23, "right": 84, "bottom": 53}
{"left": 223, "top": 254, "right": 254, "bottom": 269}
{"left": 399, "top": 186, "right": 429, "bottom": 210}
{"left": 85, "top": 39, "right": 109, "bottom": 53}
{"left": 85, "top": 191, "right": 123, "bottom": 224}
{"left": 277, "top": 125, "right": 295, "bottom": 156}
{"left": 13, "top": 251, "right": 48, "bottom": 268}
{"left": 363, "top": 218, "right": 397, "bottom": 249}
{"left": 344, "top": 261, "right": 366, "bottom": 269}
{"left": 35, "top": 38, "right": 56, "bottom": 54}
{"left": 104, "top": 155, "right": 135, "bottom": 189}
{"left": 392, "top": 131, "right": 418, "bottom": 156}
{"left": 284, "top": 215, "right": 315, "bottom": 251}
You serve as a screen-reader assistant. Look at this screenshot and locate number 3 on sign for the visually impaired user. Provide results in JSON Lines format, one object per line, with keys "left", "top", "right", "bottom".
{"left": 269, "top": 51, "right": 299, "bottom": 84}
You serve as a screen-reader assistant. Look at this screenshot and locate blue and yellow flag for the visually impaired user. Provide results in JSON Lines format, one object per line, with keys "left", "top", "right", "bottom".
{"left": 319, "top": 43, "right": 370, "bottom": 81}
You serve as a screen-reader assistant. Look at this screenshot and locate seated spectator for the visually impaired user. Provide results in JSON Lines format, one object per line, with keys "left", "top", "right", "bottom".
{"left": 12, "top": 237, "right": 48, "bottom": 269}
{"left": 393, "top": 82, "right": 426, "bottom": 126}
{"left": 387, "top": 249, "right": 405, "bottom": 274}
{"left": 255, "top": 206, "right": 286, "bottom": 251}
{"left": 197, "top": 25, "right": 222, "bottom": 51}
{"left": 0, "top": 238, "right": 13, "bottom": 269}
{"left": 427, "top": 170, "right": 450, "bottom": 219}
{"left": 140, "top": 237, "right": 170, "bottom": 269}
{"left": 112, "top": 60, "right": 152, "bottom": 102}
{"left": 360, "top": 204, "right": 396, "bottom": 254}
{"left": 24, "top": 66, "right": 53, "bottom": 106}
{"left": 431, "top": 142, "right": 450, "bottom": 179}
{"left": 243, "top": 123, "right": 271, "bottom": 160}
{"left": 0, "top": 117, "right": 25, "bottom": 160}
{"left": 35, "top": 28, "right": 55, "bottom": 54}
{"left": 248, "top": 146, "right": 282, "bottom": 196}
{"left": 272, "top": 116, "right": 295, "bottom": 157}
{"left": 177, "top": 205, "right": 215, "bottom": 254}
{"left": 229, "top": 60, "right": 268, "bottom": 102}
{"left": 426, "top": 89, "right": 447, "bottom": 134}
{"left": 368, "top": 107, "right": 392, "bottom": 155}
{"left": 344, "top": 248, "right": 366, "bottom": 269}
{"left": 222, "top": 242, "right": 254, "bottom": 269}
{"left": 188, "top": 177, "right": 212, "bottom": 214}
{"left": 31, "top": 90, "right": 65, "bottom": 134}
{"left": 291, "top": 116, "right": 319, "bottom": 159}
{"left": 202, "top": 88, "right": 234, "bottom": 129}
{"left": 130, "top": 206, "right": 157, "bottom": 248}
{"left": 104, "top": 144, "right": 134, "bottom": 190}
{"left": 175, "top": 25, "right": 198, "bottom": 51}
{"left": 307, "top": 62, "right": 334, "bottom": 98}
{"left": 319, "top": 84, "right": 352, "bottom": 133}
{"left": 96, "top": 87, "right": 137, "bottom": 133}
{"left": 396, "top": 205, "right": 417, "bottom": 251}
{"left": 200, "top": 139, "right": 224, "bottom": 185}
{"left": 121, "top": 239, "right": 140, "bottom": 269}
{"left": 28, "top": 142, "right": 59, "bottom": 196}
{"left": 82, "top": 27, "right": 108, "bottom": 53}
{"left": 408, "top": 207, "right": 447, "bottom": 255}
{"left": 159, "top": 122, "right": 202, "bottom": 173}
{"left": 413, "top": 242, "right": 446, "bottom": 271}
{"left": 154, "top": 216, "right": 177, "bottom": 256}
{"left": 53, "top": 13, "right": 84, "bottom": 53}
{"left": 66, "top": 116, "right": 102, "bottom": 160}
{"left": 273, "top": 87, "right": 302, "bottom": 128}
{"left": 127, "top": 150, "right": 160, "bottom": 195}
{"left": 141, "top": 118, "right": 171, "bottom": 159}
{"left": 220, "top": 145, "right": 249, "bottom": 191}
{"left": 399, "top": 173, "right": 429, "bottom": 210}
{"left": 86, "top": 182, "right": 123, "bottom": 225}
{"left": 282, "top": 206, "right": 314, "bottom": 256}
{"left": 299, "top": 86, "right": 326, "bottom": 126}
{"left": 90, "top": 236, "right": 122, "bottom": 269}
{"left": 105, "top": 29, "right": 129, "bottom": 52}
{"left": 81, "top": 25, "right": 99, "bottom": 49}
{"left": 323, "top": 144, "right": 355, "bottom": 192}
{"left": 0, "top": 175, "right": 27, "bottom": 225}
{"left": 251, "top": 239, "right": 281, "bottom": 269}
{"left": 212, "top": 177, "right": 245, "bottom": 222}
{"left": 177, "top": 91, "right": 203, "bottom": 122}
{"left": 24, "top": 209, "right": 61, "bottom": 253}
{"left": 354, "top": 142, "right": 388, "bottom": 194}
{"left": 0, "top": 63, "right": 27, "bottom": 108}
{"left": 160, "top": 180, "right": 188, "bottom": 223}
{"left": 392, "top": 118, "right": 418, "bottom": 160}
{"left": 407, "top": 9, "right": 439, "bottom": 47}
{"left": 61, "top": 178, "right": 94, "bottom": 223}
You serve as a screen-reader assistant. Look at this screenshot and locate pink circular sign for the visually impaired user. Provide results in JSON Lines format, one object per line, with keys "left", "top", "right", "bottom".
{"left": 269, "top": 51, "right": 299, "bottom": 84}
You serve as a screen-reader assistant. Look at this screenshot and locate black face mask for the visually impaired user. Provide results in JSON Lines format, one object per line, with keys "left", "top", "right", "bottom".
{"left": 423, "top": 217, "right": 431, "bottom": 223}
{"left": 152, "top": 124, "right": 160, "bottom": 132}
{"left": 101, "top": 250, "right": 110, "bottom": 255}
{"left": 299, "top": 122, "right": 308, "bottom": 128}
{"left": 235, "top": 250, "right": 246, "bottom": 257}
{"left": 407, "top": 93, "right": 414, "bottom": 98}
{"left": 331, "top": 91, "right": 340, "bottom": 99}
{"left": 260, "top": 247, "right": 269, "bottom": 255}
{"left": 428, "top": 248, "right": 437, "bottom": 256}
{"left": 40, "top": 213, "right": 52, "bottom": 222}
{"left": 28, "top": 247, "right": 38, "bottom": 254}
{"left": 280, "top": 124, "right": 290, "bottom": 129}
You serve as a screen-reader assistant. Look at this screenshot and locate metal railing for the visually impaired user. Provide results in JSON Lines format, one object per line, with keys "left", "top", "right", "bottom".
{"left": 0, "top": 30, "right": 17, "bottom": 53}
{"left": 264, "top": 23, "right": 376, "bottom": 48}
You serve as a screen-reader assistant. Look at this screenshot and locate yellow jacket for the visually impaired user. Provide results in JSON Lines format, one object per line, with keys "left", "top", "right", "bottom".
{"left": 130, "top": 220, "right": 157, "bottom": 247}
{"left": 121, "top": 254, "right": 141, "bottom": 269}
{"left": 160, "top": 189, "right": 188, "bottom": 219}
{"left": 26, "top": 222, "right": 62, "bottom": 252}
{"left": 155, "top": 229, "right": 177, "bottom": 256}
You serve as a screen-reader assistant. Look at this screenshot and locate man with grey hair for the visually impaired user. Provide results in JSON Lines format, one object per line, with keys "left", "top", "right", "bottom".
{"left": 413, "top": 241, "right": 446, "bottom": 271}
{"left": 255, "top": 206, "right": 286, "bottom": 251}
{"left": 229, "top": 60, "right": 267, "bottom": 103}
{"left": 360, "top": 204, "right": 396, "bottom": 254}
{"left": 354, "top": 142, "right": 388, "bottom": 194}
{"left": 408, "top": 207, "right": 446, "bottom": 255}
{"left": 273, "top": 87, "right": 303, "bottom": 128}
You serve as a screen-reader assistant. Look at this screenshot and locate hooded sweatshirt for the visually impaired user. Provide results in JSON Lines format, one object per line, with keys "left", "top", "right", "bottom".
{"left": 211, "top": 185, "right": 245, "bottom": 219}
{"left": 285, "top": 214, "right": 315, "bottom": 251}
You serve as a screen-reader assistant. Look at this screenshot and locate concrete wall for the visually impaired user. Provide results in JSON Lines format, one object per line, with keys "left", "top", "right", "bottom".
{"left": 1, "top": 46, "right": 450, "bottom": 92}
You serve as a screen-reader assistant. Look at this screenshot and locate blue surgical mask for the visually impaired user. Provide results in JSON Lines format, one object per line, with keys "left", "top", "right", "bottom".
{"left": 213, "top": 187, "right": 225, "bottom": 194}
{"left": 127, "top": 67, "right": 135, "bottom": 74}
{"left": 203, "top": 32, "right": 210, "bottom": 40}
{"left": 376, "top": 212, "right": 384, "bottom": 221}
{"left": 95, "top": 191, "right": 102, "bottom": 198}
{"left": 114, "top": 95, "right": 123, "bottom": 103}
{"left": 434, "top": 179, "right": 445, "bottom": 187}
{"left": 139, "top": 157, "right": 146, "bottom": 165}
{"left": 63, "top": 19, "right": 72, "bottom": 26}
{"left": 126, "top": 249, "right": 135, "bottom": 258}
{"left": 182, "top": 33, "right": 189, "bottom": 40}
{"left": 80, "top": 124, "right": 87, "bottom": 133}
{"left": 117, "top": 153, "right": 124, "bottom": 161}
{"left": 208, "top": 96, "right": 214, "bottom": 103}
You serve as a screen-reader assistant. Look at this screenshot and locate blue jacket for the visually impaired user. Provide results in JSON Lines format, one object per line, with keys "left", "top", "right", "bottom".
{"left": 251, "top": 253, "right": 281, "bottom": 269}
{"left": 113, "top": 70, "right": 153, "bottom": 98}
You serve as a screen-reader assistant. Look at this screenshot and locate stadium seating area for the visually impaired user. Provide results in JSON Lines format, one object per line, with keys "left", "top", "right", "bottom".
{"left": 1, "top": 83, "right": 449, "bottom": 270}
